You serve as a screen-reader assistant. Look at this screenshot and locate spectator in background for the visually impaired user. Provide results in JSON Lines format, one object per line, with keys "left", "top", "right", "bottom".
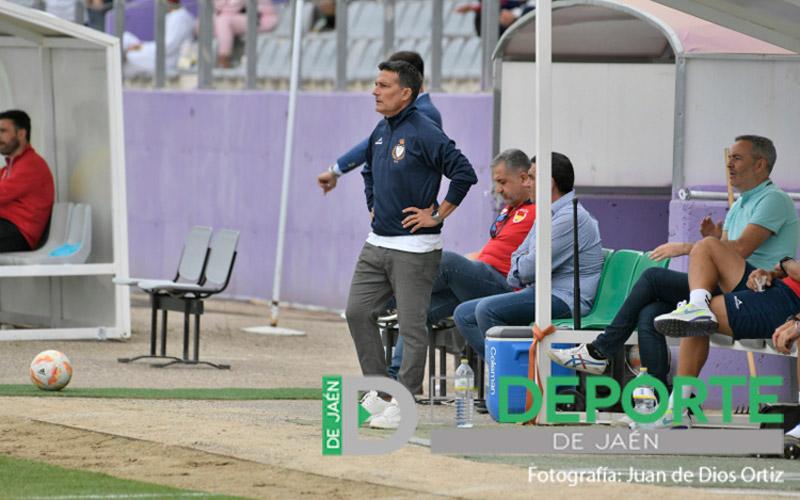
{"left": 0, "top": 110, "right": 55, "bottom": 253}
{"left": 45, "top": 0, "right": 84, "bottom": 23}
{"left": 310, "top": 0, "right": 335, "bottom": 32}
{"left": 123, "top": 0, "right": 194, "bottom": 78}
{"left": 456, "top": 0, "right": 535, "bottom": 37}
{"left": 214, "top": 0, "right": 278, "bottom": 68}
{"left": 86, "top": 0, "right": 113, "bottom": 31}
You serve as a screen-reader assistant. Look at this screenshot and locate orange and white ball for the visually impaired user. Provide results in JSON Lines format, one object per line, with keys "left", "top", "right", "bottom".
{"left": 30, "top": 350, "right": 73, "bottom": 391}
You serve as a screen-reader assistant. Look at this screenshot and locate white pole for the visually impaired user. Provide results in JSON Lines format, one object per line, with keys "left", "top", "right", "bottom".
{"left": 535, "top": 0, "right": 553, "bottom": 424}
{"left": 270, "top": 0, "right": 304, "bottom": 326}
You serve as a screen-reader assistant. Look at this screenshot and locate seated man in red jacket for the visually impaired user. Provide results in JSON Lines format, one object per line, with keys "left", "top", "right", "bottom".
{"left": 0, "top": 110, "right": 55, "bottom": 252}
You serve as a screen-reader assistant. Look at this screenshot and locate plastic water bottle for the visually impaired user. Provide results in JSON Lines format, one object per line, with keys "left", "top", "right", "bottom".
{"left": 455, "top": 358, "right": 475, "bottom": 428}
{"left": 632, "top": 367, "right": 657, "bottom": 415}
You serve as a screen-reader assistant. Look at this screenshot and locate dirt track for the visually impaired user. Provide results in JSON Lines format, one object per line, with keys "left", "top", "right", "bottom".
{"left": 0, "top": 298, "right": 778, "bottom": 498}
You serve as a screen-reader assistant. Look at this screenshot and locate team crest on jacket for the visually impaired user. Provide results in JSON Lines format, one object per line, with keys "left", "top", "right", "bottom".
{"left": 513, "top": 208, "right": 528, "bottom": 223}
{"left": 392, "top": 139, "right": 406, "bottom": 162}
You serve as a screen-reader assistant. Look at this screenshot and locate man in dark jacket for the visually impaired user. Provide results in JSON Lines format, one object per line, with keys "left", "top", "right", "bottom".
{"left": 348, "top": 60, "right": 477, "bottom": 429}
{"left": 316, "top": 51, "right": 441, "bottom": 193}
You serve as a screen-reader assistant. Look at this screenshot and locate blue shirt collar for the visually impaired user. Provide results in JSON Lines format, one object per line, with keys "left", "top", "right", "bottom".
{"left": 551, "top": 190, "right": 575, "bottom": 214}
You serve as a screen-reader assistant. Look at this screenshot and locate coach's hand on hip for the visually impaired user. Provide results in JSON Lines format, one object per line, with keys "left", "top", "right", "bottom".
{"left": 402, "top": 201, "right": 455, "bottom": 233}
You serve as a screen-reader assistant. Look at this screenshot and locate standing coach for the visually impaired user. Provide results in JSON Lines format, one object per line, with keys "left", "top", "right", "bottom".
{"left": 346, "top": 60, "right": 477, "bottom": 429}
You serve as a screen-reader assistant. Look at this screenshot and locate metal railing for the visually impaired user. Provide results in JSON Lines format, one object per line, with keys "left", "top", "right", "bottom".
{"left": 24, "top": 0, "right": 500, "bottom": 91}
{"left": 679, "top": 188, "right": 800, "bottom": 202}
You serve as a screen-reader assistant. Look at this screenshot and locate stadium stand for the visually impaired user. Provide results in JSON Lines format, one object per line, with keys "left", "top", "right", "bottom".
{"left": 9, "top": 0, "right": 481, "bottom": 88}
{"left": 214, "top": 0, "right": 480, "bottom": 86}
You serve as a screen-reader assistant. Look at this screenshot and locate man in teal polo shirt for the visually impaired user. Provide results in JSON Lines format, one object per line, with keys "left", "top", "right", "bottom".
{"left": 549, "top": 135, "right": 798, "bottom": 427}
{"left": 656, "top": 134, "right": 798, "bottom": 332}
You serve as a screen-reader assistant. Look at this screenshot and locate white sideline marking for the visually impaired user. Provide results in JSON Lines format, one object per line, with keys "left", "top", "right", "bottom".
{"left": 23, "top": 494, "right": 211, "bottom": 499}
{"left": 241, "top": 326, "right": 306, "bottom": 336}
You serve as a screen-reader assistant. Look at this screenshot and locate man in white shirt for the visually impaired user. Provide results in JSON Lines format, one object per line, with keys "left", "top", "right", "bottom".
{"left": 123, "top": 0, "right": 194, "bottom": 78}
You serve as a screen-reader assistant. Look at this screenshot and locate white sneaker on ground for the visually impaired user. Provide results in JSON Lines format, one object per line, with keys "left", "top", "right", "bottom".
{"left": 360, "top": 390, "right": 390, "bottom": 424}
{"left": 630, "top": 408, "right": 692, "bottom": 430}
{"left": 547, "top": 344, "right": 608, "bottom": 375}
{"left": 369, "top": 398, "right": 401, "bottom": 429}
{"left": 654, "top": 300, "right": 718, "bottom": 337}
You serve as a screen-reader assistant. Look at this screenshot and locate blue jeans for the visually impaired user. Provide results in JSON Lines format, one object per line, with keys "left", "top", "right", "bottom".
{"left": 591, "top": 266, "right": 750, "bottom": 387}
{"left": 387, "top": 251, "right": 512, "bottom": 378}
{"left": 453, "top": 287, "right": 572, "bottom": 360}
{"left": 591, "top": 267, "right": 688, "bottom": 386}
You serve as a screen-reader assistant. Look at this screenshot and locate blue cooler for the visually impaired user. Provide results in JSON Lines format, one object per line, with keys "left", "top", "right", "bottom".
{"left": 485, "top": 327, "right": 575, "bottom": 422}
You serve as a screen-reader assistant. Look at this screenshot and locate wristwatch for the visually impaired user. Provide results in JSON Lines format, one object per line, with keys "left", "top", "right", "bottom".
{"left": 779, "top": 256, "right": 795, "bottom": 276}
{"left": 327, "top": 164, "right": 341, "bottom": 178}
{"left": 431, "top": 209, "right": 443, "bottom": 225}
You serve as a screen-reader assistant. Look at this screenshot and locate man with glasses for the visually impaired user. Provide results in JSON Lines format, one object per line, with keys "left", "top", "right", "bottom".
{"left": 386, "top": 149, "right": 535, "bottom": 378}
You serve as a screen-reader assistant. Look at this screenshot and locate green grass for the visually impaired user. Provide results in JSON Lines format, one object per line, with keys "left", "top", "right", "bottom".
{"left": 0, "top": 455, "right": 242, "bottom": 499}
{"left": 0, "top": 385, "right": 320, "bottom": 400}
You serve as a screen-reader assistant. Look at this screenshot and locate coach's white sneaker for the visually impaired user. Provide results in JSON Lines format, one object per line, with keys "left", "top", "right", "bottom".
{"left": 547, "top": 344, "right": 608, "bottom": 375}
{"left": 654, "top": 301, "right": 718, "bottom": 337}
{"left": 369, "top": 399, "right": 401, "bottom": 429}
{"left": 360, "top": 390, "right": 390, "bottom": 424}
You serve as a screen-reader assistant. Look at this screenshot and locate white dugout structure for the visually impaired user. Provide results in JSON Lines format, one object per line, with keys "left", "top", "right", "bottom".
{"left": 492, "top": 0, "right": 800, "bottom": 193}
{"left": 490, "top": 0, "right": 800, "bottom": 423}
{"left": 0, "top": 1, "right": 130, "bottom": 340}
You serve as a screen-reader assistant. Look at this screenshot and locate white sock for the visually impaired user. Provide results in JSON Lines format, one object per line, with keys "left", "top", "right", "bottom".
{"left": 689, "top": 289, "right": 712, "bottom": 309}
{"left": 787, "top": 422, "right": 800, "bottom": 438}
{"left": 667, "top": 385, "right": 694, "bottom": 410}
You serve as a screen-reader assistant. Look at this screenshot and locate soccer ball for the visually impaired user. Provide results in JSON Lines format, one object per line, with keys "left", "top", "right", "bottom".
{"left": 30, "top": 350, "right": 73, "bottom": 391}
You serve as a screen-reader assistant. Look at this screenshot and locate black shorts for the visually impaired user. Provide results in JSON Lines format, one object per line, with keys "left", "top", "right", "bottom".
{"left": 725, "top": 279, "right": 800, "bottom": 340}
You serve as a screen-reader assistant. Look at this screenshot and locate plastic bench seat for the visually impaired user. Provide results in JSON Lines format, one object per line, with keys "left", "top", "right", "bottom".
{"left": 0, "top": 202, "right": 91, "bottom": 265}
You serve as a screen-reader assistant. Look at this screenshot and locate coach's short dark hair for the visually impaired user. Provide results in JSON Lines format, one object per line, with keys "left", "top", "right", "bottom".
{"left": 0, "top": 109, "right": 31, "bottom": 142}
{"left": 492, "top": 149, "right": 530, "bottom": 174}
{"left": 378, "top": 60, "right": 422, "bottom": 102}
{"left": 389, "top": 51, "right": 424, "bottom": 77}
{"left": 530, "top": 152, "right": 575, "bottom": 194}
{"left": 736, "top": 134, "right": 776, "bottom": 173}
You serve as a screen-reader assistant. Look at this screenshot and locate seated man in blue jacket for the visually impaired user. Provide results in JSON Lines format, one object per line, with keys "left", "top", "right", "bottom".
{"left": 454, "top": 153, "right": 604, "bottom": 360}
{"left": 348, "top": 60, "right": 477, "bottom": 430}
{"left": 316, "top": 51, "right": 441, "bottom": 193}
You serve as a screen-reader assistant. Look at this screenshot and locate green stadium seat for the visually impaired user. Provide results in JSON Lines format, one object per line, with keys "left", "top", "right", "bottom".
{"left": 629, "top": 251, "right": 670, "bottom": 289}
{"left": 553, "top": 249, "right": 641, "bottom": 330}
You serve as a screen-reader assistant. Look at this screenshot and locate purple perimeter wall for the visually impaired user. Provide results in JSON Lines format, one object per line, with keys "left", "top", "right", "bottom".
{"left": 123, "top": 89, "right": 669, "bottom": 309}
{"left": 124, "top": 89, "right": 798, "bottom": 406}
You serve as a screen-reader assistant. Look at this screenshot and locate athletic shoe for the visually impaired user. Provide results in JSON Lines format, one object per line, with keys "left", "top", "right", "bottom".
{"left": 654, "top": 300, "right": 718, "bottom": 337}
{"left": 360, "top": 390, "right": 390, "bottom": 424}
{"left": 784, "top": 434, "right": 800, "bottom": 460}
{"left": 630, "top": 408, "right": 692, "bottom": 430}
{"left": 369, "top": 399, "right": 401, "bottom": 429}
{"left": 547, "top": 344, "right": 608, "bottom": 375}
